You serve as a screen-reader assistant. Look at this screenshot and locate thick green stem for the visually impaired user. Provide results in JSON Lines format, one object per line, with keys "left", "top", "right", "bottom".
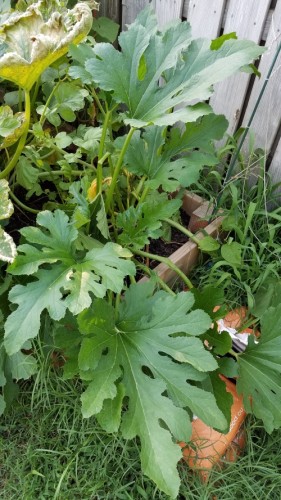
{"left": 136, "top": 262, "right": 175, "bottom": 296}
{"left": 31, "top": 78, "right": 41, "bottom": 110}
{"left": 9, "top": 189, "right": 39, "bottom": 214}
{"left": 164, "top": 217, "right": 200, "bottom": 245}
{"left": 133, "top": 248, "right": 194, "bottom": 289}
{"left": 229, "top": 349, "right": 239, "bottom": 360}
{"left": 115, "top": 293, "right": 121, "bottom": 320}
{"left": 39, "top": 79, "right": 64, "bottom": 126}
{"left": 105, "top": 127, "right": 135, "bottom": 213}
{"left": 138, "top": 184, "right": 150, "bottom": 204}
{"left": 0, "top": 90, "right": 31, "bottom": 180}
{"left": 91, "top": 87, "right": 106, "bottom": 117}
{"left": 97, "top": 111, "right": 111, "bottom": 193}
{"left": 134, "top": 175, "right": 146, "bottom": 199}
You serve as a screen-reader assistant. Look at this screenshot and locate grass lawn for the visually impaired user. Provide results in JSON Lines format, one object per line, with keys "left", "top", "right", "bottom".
{"left": 1, "top": 367, "right": 281, "bottom": 500}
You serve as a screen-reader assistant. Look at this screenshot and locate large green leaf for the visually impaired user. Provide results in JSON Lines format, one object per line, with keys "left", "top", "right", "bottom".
{"left": 122, "top": 113, "right": 227, "bottom": 191}
{"left": 85, "top": 7, "right": 264, "bottom": 127}
{"left": 71, "top": 282, "right": 227, "bottom": 497}
{"left": 237, "top": 305, "right": 281, "bottom": 433}
{"left": 0, "top": 2, "right": 93, "bottom": 90}
{"left": 4, "top": 210, "right": 135, "bottom": 354}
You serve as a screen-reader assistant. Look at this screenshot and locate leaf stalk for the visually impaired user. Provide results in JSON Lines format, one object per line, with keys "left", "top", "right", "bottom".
{"left": 105, "top": 127, "right": 135, "bottom": 213}
{"left": 0, "top": 89, "right": 31, "bottom": 180}
{"left": 133, "top": 248, "right": 194, "bottom": 289}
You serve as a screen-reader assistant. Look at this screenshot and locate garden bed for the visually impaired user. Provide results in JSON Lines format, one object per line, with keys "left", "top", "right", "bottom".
{"left": 139, "top": 191, "right": 223, "bottom": 285}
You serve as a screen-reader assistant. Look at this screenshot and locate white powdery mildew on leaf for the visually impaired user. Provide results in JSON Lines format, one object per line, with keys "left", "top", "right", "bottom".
{"left": 0, "top": 1, "right": 93, "bottom": 89}
{"left": 0, "top": 228, "right": 17, "bottom": 263}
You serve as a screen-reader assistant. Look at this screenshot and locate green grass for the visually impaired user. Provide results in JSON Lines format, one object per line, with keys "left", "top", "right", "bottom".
{"left": 1, "top": 366, "right": 281, "bottom": 500}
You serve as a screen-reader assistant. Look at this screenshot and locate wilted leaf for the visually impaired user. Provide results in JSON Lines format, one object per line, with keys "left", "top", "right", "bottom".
{"left": 0, "top": 2, "right": 93, "bottom": 90}
{"left": 0, "top": 179, "right": 16, "bottom": 263}
{"left": 0, "top": 227, "right": 17, "bottom": 264}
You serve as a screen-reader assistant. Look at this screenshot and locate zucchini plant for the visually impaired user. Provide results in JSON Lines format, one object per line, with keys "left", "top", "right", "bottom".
{"left": 2, "top": 2, "right": 281, "bottom": 498}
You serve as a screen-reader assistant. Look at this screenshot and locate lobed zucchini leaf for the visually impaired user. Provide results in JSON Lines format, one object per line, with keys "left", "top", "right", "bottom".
{"left": 116, "top": 193, "right": 181, "bottom": 249}
{"left": 85, "top": 7, "right": 264, "bottom": 127}
{"left": 4, "top": 209, "right": 135, "bottom": 355}
{"left": 55, "top": 281, "right": 227, "bottom": 498}
{"left": 123, "top": 114, "right": 228, "bottom": 191}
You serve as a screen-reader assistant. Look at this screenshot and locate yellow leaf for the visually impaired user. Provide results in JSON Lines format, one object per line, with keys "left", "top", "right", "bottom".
{"left": 0, "top": 2, "right": 93, "bottom": 90}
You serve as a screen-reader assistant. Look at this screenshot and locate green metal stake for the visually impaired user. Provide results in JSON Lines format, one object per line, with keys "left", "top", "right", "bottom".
{"left": 212, "top": 41, "right": 281, "bottom": 216}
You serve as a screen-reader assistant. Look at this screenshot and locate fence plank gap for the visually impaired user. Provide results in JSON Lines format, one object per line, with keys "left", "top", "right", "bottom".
{"left": 153, "top": 0, "right": 184, "bottom": 26}
{"left": 210, "top": 0, "right": 272, "bottom": 140}
{"left": 99, "top": 0, "right": 121, "bottom": 25}
{"left": 184, "top": 0, "right": 226, "bottom": 38}
{"left": 122, "top": 0, "right": 150, "bottom": 29}
{"left": 243, "top": 0, "right": 281, "bottom": 157}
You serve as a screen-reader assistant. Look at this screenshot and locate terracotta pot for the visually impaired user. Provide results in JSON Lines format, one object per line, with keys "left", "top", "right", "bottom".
{"left": 178, "top": 307, "right": 260, "bottom": 481}
{"left": 179, "top": 377, "right": 246, "bottom": 482}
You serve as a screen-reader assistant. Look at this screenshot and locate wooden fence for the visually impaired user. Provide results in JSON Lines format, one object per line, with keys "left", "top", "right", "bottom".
{"left": 98, "top": 0, "right": 281, "bottom": 183}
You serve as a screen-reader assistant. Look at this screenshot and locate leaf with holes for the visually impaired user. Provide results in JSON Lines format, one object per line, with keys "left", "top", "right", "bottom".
{"left": 69, "top": 282, "right": 227, "bottom": 498}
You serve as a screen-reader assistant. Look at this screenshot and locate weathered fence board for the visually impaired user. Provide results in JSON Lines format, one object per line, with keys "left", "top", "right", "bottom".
{"left": 153, "top": 0, "right": 184, "bottom": 27}
{"left": 99, "top": 0, "right": 121, "bottom": 24}
{"left": 183, "top": 0, "right": 226, "bottom": 39}
{"left": 243, "top": 1, "right": 281, "bottom": 159}
{"left": 121, "top": 0, "right": 150, "bottom": 29}
{"left": 210, "top": 0, "right": 271, "bottom": 138}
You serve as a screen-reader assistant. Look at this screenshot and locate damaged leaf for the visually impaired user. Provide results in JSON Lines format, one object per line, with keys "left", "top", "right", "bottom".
{"left": 0, "top": 1, "right": 93, "bottom": 90}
